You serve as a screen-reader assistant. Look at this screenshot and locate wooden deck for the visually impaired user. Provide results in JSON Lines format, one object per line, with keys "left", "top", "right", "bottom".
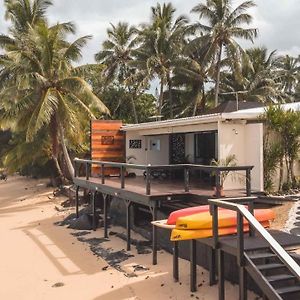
{"left": 77, "top": 175, "right": 246, "bottom": 199}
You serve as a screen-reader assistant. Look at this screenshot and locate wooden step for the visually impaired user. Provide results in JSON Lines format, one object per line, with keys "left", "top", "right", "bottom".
{"left": 248, "top": 252, "right": 276, "bottom": 260}
{"left": 257, "top": 263, "right": 285, "bottom": 271}
{"left": 276, "top": 285, "right": 300, "bottom": 295}
{"left": 266, "top": 274, "right": 296, "bottom": 283}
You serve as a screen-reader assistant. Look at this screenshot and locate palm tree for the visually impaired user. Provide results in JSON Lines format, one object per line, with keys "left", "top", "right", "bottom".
{"left": 0, "top": 22, "right": 109, "bottom": 180}
{"left": 276, "top": 55, "right": 300, "bottom": 101}
{"left": 95, "top": 22, "right": 140, "bottom": 123}
{"left": 134, "top": 2, "right": 189, "bottom": 118}
{"left": 191, "top": 0, "right": 258, "bottom": 106}
{"left": 221, "top": 47, "right": 281, "bottom": 103}
{"left": 4, "top": 0, "right": 52, "bottom": 34}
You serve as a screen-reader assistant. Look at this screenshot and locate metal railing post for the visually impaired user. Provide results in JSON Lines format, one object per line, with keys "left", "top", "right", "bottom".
{"left": 121, "top": 166, "right": 125, "bottom": 189}
{"left": 215, "top": 170, "right": 221, "bottom": 198}
{"left": 237, "top": 211, "right": 244, "bottom": 267}
{"left": 184, "top": 167, "right": 190, "bottom": 192}
{"left": 101, "top": 164, "right": 105, "bottom": 184}
{"left": 86, "top": 162, "right": 90, "bottom": 180}
{"left": 146, "top": 167, "right": 151, "bottom": 195}
{"left": 246, "top": 168, "right": 251, "bottom": 197}
{"left": 211, "top": 204, "right": 219, "bottom": 249}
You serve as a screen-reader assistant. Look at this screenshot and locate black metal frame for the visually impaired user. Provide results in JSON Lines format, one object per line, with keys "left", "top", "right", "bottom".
{"left": 74, "top": 158, "right": 253, "bottom": 197}
{"left": 73, "top": 158, "right": 253, "bottom": 267}
{"left": 208, "top": 198, "right": 300, "bottom": 300}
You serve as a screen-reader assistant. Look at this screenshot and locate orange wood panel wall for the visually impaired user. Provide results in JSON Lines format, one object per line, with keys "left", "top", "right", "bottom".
{"left": 91, "top": 120, "right": 125, "bottom": 176}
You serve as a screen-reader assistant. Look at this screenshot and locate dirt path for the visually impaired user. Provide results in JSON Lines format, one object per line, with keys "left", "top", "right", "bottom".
{"left": 0, "top": 176, "right": 258, "bottom": 300}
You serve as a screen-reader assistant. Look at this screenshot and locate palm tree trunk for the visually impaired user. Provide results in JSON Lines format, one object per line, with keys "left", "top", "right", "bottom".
{"left": 167, "top": 73, "right": 173, "bottom": 119}
{"left": 158, "top": 78, "right": 164, "bottom": 118}
{"left": 58, "top": 122, "right": 75, "bottom": 179}
{"left": 278, "top": 157, "right": 284, "bottom": 191}
{"left": 131, "top": 95, "right": 139, "bottom": 123}
{"left": 214, "top": 44, "right": 223, "bottom": 107}
{"left": 50, "top": 116, "right": 64, "bottom": 180}
{"left": 192, "top": 84, "right": 201, "bottom": 116}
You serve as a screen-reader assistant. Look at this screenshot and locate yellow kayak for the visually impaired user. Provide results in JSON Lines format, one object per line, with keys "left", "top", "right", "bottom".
{"left": 175, "top": 209, "right": 274, "bottom": 230}
{"left": 171, "top": 221, "right": 270, "bottom": 241}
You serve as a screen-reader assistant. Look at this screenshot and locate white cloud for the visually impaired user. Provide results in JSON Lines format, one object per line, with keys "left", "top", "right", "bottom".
{"left": 1, "top": 0, "right": 300, "bottom": 63}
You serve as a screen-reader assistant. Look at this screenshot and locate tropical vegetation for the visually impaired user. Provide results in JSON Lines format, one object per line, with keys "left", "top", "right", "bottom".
{"left": 0, "top": 0, "right": 300, "bottom": 190}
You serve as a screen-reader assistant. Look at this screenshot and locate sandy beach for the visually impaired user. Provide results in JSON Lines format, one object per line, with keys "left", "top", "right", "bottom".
{"left": 0, "top": 176, "right": 261, "bottom": 300}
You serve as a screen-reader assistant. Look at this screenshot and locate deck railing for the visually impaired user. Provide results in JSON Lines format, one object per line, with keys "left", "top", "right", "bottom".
{"left": 208, "top": 198, "right": 300, "bottom": 299}
{"left": 74, "top": 158, "right": 253, "bottom": 197}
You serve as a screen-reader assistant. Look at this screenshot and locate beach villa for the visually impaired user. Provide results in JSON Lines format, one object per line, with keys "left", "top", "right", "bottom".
{"left": 123, "top": 101, "right": 300, "bottom": 192}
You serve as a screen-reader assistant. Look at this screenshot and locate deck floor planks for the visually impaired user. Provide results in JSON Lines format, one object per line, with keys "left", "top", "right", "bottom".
{"left": 82, "top": 175, "right": 245, "bottom": 198}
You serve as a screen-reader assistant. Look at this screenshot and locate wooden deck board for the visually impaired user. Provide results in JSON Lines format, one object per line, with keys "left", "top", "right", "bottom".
{"left": 83, "top": 175, "right": 246, "bottom": 198}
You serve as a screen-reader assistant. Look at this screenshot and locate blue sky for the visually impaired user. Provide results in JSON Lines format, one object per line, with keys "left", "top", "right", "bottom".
{"left": 1, "top": 0, "right": 300, "bottom": 63}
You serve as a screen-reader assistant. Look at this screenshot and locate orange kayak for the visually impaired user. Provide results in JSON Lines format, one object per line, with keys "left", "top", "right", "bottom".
{"left": 170, "top": 221, "right": 270, "bottom": 241}
{"left": 175, "top": 208, "right": 275, "bottom": 230}
{"left": 167, "top": 205, "right": 226, "bottom": 225}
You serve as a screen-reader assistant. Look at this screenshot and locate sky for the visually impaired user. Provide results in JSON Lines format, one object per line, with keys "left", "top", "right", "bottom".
{"left": 1, "top": 0, "right": 300, "bottom": 63}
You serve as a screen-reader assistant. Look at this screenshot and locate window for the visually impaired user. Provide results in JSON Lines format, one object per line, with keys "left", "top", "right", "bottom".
{"left": 129, "top": 139, "right": 142, "bottom": 149}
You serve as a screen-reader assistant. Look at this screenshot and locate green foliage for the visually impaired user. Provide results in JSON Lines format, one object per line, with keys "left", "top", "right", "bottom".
{"left": 263, "top": 139, "right": 283, "bottom": 192}
{"left": 100, "top": 87, "right": 156, "bottom": 123}
{"left": 263, "top": 105, "right": 300, "bottom": 191}
{"left": 211, "top": 154, "right": 237, "bottom": 186}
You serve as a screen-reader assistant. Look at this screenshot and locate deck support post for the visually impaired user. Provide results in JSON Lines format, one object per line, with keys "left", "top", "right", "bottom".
{"left": 103, "top": 194, "right": 108, "bottom": 238}
{"left": 209, "top": 248, "right": 217, "bottom": 285}
{"left": 190, "top": 239, "right": 197, "bottom": 292}
{"left": 173, "top": 241, "right": 179, "bottom": 282}
{"left": 239, "top": 267, "right": 247, "bottom": 300}
{"left": 75, "top": 186, "right": 80, "bottom": 218}
{"left": 150, "top": 203, "right": 158, "bottom": 265}
{"left": 218, "top": 249, "right": 225, "bottom": 300}
{"left": 210, "top": 203, "right": 218, "bottom": 286}
{"left": 125, "top": 200, "right": 132, "bottom": 251}
{"left": 92, "top": 191, "right": 97, "bottom": 231}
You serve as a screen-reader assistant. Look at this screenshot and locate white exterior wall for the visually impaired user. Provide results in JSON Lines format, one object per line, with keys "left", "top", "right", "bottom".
{"left": 145, "top": 134, "right": 169, "bottom": 165}
{"left": 185, "top": 133, "right": 195, "bottom": 163}
{"left": 245, "top": 124, "right": 264, "bottom": 191}
{"left": 218, "top": 121, "right": 264, "bottom": 191}
{"left": 218, "top": 122, "right": 246, "bottom": 190}
{"left": 125, "top": 132, "right": 169, "bottom": 175}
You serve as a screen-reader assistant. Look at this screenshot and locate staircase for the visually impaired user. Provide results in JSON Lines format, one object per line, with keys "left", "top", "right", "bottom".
{"left": 245, "top": 248, "right": 300, "bottom": 299}
{"left": 208, "top": 198, "right": 300, "bottom": 300}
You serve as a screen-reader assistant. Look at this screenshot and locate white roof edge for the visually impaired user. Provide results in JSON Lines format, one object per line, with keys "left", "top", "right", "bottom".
{"left": 122, "top": 113, "right": 222, "bottom": 131}
{"left": 122, "top": 102, "right": 300, "bottom": 131}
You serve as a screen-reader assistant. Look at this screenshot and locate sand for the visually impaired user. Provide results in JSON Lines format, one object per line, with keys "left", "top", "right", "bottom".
{"left": 0, "top": 176, "right": 259, "bottom": 300}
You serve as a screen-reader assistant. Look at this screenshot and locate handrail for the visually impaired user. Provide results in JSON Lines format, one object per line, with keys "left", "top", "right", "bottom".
{"left": 74, "top": 158, "right": 253, "bottom": 171}
{"left": 208, "top": 199, "right": 300, "bottom": 279}
{"left": 74, "top": 158, "right": 253, "bottom": 196}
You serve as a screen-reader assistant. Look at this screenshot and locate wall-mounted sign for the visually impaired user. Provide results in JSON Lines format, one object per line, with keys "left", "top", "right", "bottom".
{"left": 101, "top": 136, "right": 114, "bottom": 145}
{"left": 129, "top": 139, "right": 142, "bottom": 149}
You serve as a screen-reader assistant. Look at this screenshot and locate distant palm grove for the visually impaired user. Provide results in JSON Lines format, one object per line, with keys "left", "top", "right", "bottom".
{"left": 0, "top": 0, "right": 300, "bottom": 183}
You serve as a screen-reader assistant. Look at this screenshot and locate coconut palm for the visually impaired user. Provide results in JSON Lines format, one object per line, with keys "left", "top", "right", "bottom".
{"left": 0, "top": 22, "right": 109, "bottom": 179}
{"left": 4, "top": 0, "right": 52, "bottom": 34}
{"left": 95, "top": 22, "right": 139, "bottom": 122}
{"left": 134, "top": 2, "right": 189, "bottom": 118}
{"left": 276, "top": 55, "right": 300, "bottom": 101}
{"left": 220, "top": 47, "right": 281, "bottom": 103}
{"left": 191, "top": 0, "right": 258, "bottom": 106}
